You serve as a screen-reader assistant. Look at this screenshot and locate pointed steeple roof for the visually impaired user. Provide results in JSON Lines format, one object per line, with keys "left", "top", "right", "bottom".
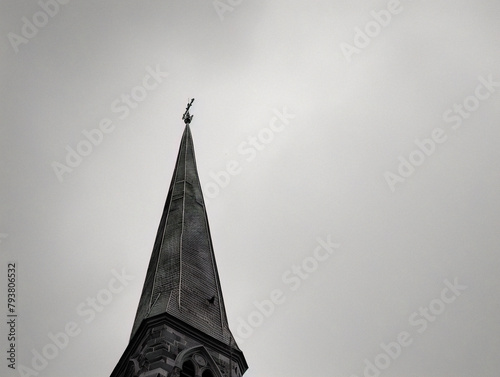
{"left": 131, "top": 122, "right": 237, "bottom": 348}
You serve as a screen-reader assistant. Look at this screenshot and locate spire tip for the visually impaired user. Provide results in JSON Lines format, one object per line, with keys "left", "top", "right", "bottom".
{"left": 182, "top": 98, "right": 195, "bottom": 125}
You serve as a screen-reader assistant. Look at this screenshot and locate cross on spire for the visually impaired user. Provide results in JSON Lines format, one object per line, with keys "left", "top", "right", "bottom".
{"left": 182, "top": 98, "right": 195, "bottom": 124}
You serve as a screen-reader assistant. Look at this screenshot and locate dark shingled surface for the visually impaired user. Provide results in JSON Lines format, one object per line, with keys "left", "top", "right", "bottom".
{"left": 130, "top": 125, "right": 238, "bottom": 348}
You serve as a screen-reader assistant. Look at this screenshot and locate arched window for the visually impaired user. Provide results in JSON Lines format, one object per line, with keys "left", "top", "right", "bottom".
{"left": 202, "top": 370, "right": 214, "bottom": 377}
{"left": 180, "top": 360, "right": 196, "bottom": 377}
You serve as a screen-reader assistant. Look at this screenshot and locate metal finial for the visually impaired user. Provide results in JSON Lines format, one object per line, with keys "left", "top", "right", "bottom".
{"left": 182, "top": 98, "right": 195, "bottom": 124}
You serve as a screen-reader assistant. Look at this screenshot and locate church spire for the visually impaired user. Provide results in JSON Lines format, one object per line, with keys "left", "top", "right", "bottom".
{"left": 110, "top": 101, "right": 247, "bottom": 377}
{"left": 131, "top": 101, "right": 236, "bottom": 347}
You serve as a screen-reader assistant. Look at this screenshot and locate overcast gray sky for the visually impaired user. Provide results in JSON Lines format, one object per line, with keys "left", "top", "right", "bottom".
{"left": 1, "top": 1, "right": 500, "bottom": 377}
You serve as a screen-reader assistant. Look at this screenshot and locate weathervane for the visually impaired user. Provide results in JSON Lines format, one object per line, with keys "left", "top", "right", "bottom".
{"left": 182, "top": 98, "right": 195, "bottom": 125}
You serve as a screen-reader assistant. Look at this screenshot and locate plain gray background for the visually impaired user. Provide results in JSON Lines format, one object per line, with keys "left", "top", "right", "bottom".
{"left": 1, "top": 1, "right": 499, "bottom": 377}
